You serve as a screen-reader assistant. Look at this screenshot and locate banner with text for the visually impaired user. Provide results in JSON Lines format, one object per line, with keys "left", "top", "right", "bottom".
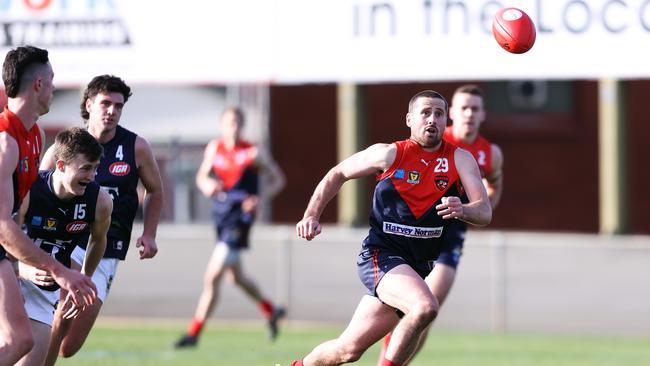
{"left": 1, "top": 0, "right": 648, "bottom": 84}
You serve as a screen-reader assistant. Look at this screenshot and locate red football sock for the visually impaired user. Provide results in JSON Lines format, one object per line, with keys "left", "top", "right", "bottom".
{"left": 187, "top": 318, "right": 204, "bottom": 337}
{"left": 290, "top": 358, "right": 304, "bottom": 366}
{"left": 381, "top": 358, "right": 403, "bottom": 366}
{"left": 259, "top": 300, "right": 274, "bottom": 320}
{"left": 377, "top": 333, "right": 391, "bottom": 365}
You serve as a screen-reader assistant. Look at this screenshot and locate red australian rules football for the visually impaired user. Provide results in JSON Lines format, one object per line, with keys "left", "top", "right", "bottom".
{"left": 492, "top": 7, "right": 536, "bottom": 54}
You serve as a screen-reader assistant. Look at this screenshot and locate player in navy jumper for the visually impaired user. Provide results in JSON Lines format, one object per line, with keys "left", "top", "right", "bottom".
{"left": 292, "top": 90, "right": 491, "bottom": 366}
{"left": 34, "top": 75, "right": 163, "bottom": 365}
{"left": 175, "top": 107, "right": 286, "bottom": 348}
{"left": 15, "top": 127, "right": 112, "bottom": 366}
{"left": 377, "top": 84, "right": 504, "bottom": 364}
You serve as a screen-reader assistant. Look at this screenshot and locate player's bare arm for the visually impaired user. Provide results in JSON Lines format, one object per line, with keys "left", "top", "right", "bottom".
{"left": 484, "top": 143, "right": 504, "bottom": 209}
{"left": 296, "top": 143, "right": 397, "bottom": 241}
{"left": 40, "top": 144, "right": 56, "bottom": 170}
{"left": 15, "top": 194, "right": 54, "bottom": 287}
{"left": 252, "top": 146, "right": 286, "bottom": 199}
{"left": 135, "top": 135, "right": 163, "bottom": 260}
{"left": 81, "top": 189, "right": 112, "bottom": 277}
{"left": 0, "top": 133, "right": 96, "bottom": 306}
{"left": 445, "top": 148, "right": 491, "bottom": 226}
{"left": 195, "top": 139, "right": 222, "bottom": 198}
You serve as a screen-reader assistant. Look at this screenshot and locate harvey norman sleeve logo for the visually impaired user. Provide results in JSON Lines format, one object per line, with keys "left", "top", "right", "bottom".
{"left": 0, "top": 0, "right": 131, "bottom": 47}
{"left": 383, "top": 221, "right": 442, "bottom": 239}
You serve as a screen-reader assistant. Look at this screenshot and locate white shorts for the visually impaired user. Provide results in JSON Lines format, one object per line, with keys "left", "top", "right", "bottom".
{"left": 213, "top": 241, "right": 241, "bottom": 267}
{"left": 20, "top": 278, "right": 59, "bottom": 327}
{"left": 71, "top": 246, "right": 119, "bottom": 303}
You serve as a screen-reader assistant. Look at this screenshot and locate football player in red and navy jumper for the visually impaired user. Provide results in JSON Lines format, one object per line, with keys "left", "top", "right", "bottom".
{"left": 0, "top": 46, "right": 96, "bottom": 365}
{"left": 378, "top": 84, "right": 504, "bottom": 365}
{"left": 15, "top": 127, "right": 112, "bottom": 366}
{"left": 292, "top": 90, "right": 492, "bottom": 366}
{"left": 36, "top": 75, "right": 164, "bottom": 365}
{"left": 175, "top": 107, "right": 286, "bottom": 348}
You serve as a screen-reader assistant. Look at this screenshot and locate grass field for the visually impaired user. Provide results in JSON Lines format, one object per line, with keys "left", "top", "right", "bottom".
{"left": 52, "top": 319, "right": 650, "bottom": 366}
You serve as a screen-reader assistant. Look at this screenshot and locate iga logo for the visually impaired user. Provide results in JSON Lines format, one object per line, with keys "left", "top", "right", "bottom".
{"left": 66, "top": 221, "right": 88, "bottom": 233}
{"left": 109, "top": 162, "right": 130, "bottom": 176}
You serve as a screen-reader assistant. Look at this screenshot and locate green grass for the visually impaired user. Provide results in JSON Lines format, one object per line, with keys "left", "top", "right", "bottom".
{"left": 55, "top": 320, "right": 650, "bottom": 366}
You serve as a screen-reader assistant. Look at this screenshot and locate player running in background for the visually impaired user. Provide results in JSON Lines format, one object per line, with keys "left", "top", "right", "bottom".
{"left": 175, "top": 106, "right": 286, "bottom": 348}
{"left": 291, "top": 90, "right": 491, "bottom": 366}
{"left": 15, "top": 127, "right": 112, "bottom": 366}
{"left": 377, "top": 84, "right": 504, "bottom": 364}
{"left": 34, "top": 75, "right": 164, "bottom": 365}
{"left": 0, "top": 45, "right": 96, "bottom": 365}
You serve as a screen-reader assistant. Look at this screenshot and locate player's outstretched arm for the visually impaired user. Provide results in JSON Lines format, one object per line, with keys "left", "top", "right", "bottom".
{"left": 81, "top": 189, "right": 112, "bottom": 277}
{"left": 135, "top": 136, "right": 163, "bottom": 260}
{"left": 296, "top": 143, "right": 396, "bottom": 240}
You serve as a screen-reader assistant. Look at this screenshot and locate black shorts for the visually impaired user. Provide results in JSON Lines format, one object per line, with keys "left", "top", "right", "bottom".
{"left": 0, "top": 245, "right": 5, "bottom": 261}
{"left": 356, "top": 247, "right": 434, "bottom": 297}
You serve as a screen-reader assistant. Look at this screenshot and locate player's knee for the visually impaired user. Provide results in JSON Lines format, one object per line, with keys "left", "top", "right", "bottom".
{"left": 10, "top": 332, "right": 34, "bottom": 359}
{"left": 337, "top": 342, "right": 366, "bottom": 363}
{"left": 203, "top": 271, "right": 222, "bottom": 287}
{"left": 410, "top": 298, "right": 438, "bottom": 327}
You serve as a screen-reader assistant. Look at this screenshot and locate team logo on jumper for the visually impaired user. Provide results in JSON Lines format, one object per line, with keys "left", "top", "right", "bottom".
{"left": 44, "top": 218, "right": 57, "bottom": 231}
{"left": 435, "top": 176, "right": 449, "bottom": 191}
{"left": 383, "top": 222, "right": 443, "bottom": 238}
{"left": 19, "top": 156, "right": 29, "bottom": 172}
{"left": 109, "top": 162, "right": 130, "bottom": 176}
{"left": 66, "top": 221, "right": 88, "bottom": 233}
{"left": 393, "top": 169, "right": 405, "bottom": 179}
{"left": 31, "top": 216, "right": 43, "bottom": 226}
{"left": 407, "top": 171, "right": 420, "bottom": 184}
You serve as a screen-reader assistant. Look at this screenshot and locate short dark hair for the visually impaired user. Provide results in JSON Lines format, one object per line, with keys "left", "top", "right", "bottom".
{"left": 453, "top": 84, "right": 484, "bottom": 99}
{"left": 80, "top": 75, "right": 132, "bottom": 120}
{"left": 53, "top": 127, "right": 103, "bottom": 164}
{"left": 408, "top": 90, "right": 448, "bottom": 113}
{"left": 2, "top": 45, "right": 49, "bottom": 98}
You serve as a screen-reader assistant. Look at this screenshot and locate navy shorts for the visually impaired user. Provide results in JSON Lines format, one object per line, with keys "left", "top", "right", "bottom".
{"left": 357, "top": 247, "right": 435, "bottom": 296}
{"left": 216, "top": 217, "right": 252, "bottom": 250}
{"left": 436, "top": 222, "right": 466, "bottom": 269}
{"left": 0, "top": 245, "right": 5, "bottom": 261}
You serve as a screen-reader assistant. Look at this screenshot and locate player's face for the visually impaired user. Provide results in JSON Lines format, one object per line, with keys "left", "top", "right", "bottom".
{"left": 86, "top": 92, "right": 125, "bottom": 133}
{"left": 60, "top": 155, "right": 100, "bottom": 198}
{"left": 36, "top": 62, "right": 55, "bottom": 116}
{"left": 449, "top": 92, "right": 485, "bottom": 138}
{"left": 221, "top": 110, "right": 243, "bottom": 142}
{"left": 407, "top": 97, "right": 447, "bottom": 150}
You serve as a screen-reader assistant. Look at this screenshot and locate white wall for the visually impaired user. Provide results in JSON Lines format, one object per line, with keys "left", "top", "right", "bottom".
{"left": 103, "top": 224, "right": 650, "bottom": 337}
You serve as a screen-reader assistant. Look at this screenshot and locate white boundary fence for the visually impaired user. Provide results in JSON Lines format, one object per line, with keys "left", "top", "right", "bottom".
{"left": 104, "top": 224, "right": 650, "bottom": 337}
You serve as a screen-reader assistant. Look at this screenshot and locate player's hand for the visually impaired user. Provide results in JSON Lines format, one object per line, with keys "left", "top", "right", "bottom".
{"left": 18, "top": 262, "right": 55, "bottom": 287}
{"left": 208, "top": 180, "right": 224, "bottom": 198}
{"left": 136, "top": 234, "right": 158, "bottom": 260}
{"left": 436, "top": 196, "right": 464, "bottom": 220}
{"left": 52, "top": 267, "right": 96, "bottom": 307}
{"left": 60, "top": 291, "right": 84, "bottom": 319}
{"left": 296, "top": 216, "right": 322, "bottom": 241}
{"left": 241, "top": 195, "right": 259, "bottom": 214}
